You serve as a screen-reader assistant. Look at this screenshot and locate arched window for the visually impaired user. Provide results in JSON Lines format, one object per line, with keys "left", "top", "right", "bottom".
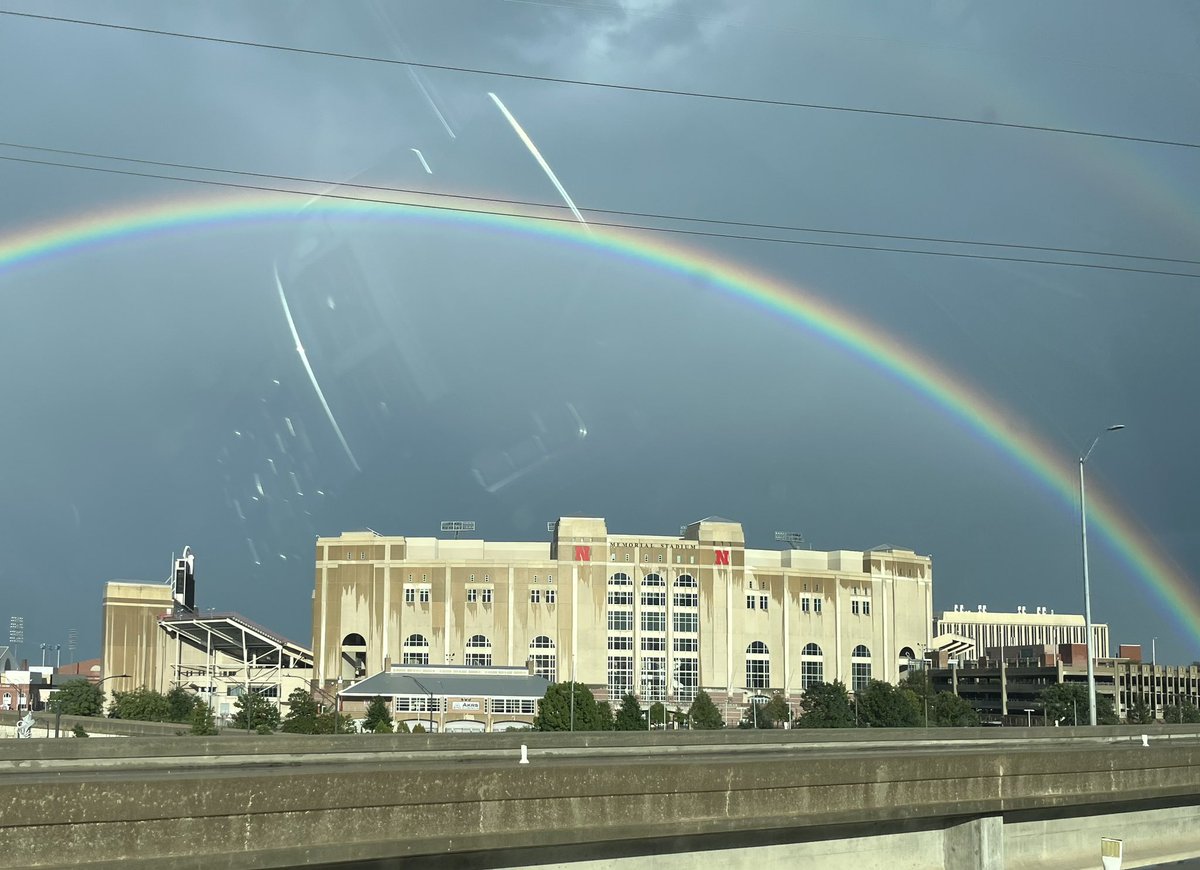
{"left": 609, "top": 572, "right": 632, "bottom": 586}
{"left": 851, "top": 644, "right": 872, "bottom": 693}
{"left": 341, "top": 633, "right": 367, "bottom": 675}
{"left": 528, "top": 636, "right": 556, "bottom": 682}
{"left": 899, "top": 646, "right": 915, "bottom": 660}
{"left": 641, "top": 573, "right": 666, "bottom": 608}
{"left": 466, "top": 634, "right": 492, "bottom": 667}
{"left": 673, "top": 574, "right": 698, "bottom": 608}
{"left": 746, "top": 641, "right": 770, "bottom": 689}
{"left": 401, "top": 634, "right": 429, "bottom": 665}
{"left": 801, "top": 643, "right": 824, "bottom": 689}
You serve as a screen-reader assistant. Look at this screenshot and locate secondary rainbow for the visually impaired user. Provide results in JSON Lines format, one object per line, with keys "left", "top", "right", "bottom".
{"left": 1, "top": 189, "right": 1196, "bottom": 650}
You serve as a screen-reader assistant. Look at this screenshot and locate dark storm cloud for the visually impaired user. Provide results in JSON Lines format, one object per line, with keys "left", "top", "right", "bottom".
{"left": 0, "top": 1, "right": 1197, "bottom": 661}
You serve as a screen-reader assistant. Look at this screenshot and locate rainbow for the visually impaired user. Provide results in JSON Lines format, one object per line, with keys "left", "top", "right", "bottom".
{"left": 1, "top": 190, "right": 1195, "bottom": 650}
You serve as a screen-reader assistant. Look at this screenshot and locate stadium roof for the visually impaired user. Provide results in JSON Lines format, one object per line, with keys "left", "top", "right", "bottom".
{"left": 159, "top": 611, "right": 312, "bottom": 669}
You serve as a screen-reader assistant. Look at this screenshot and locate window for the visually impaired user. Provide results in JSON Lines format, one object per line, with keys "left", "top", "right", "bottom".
{"left": 529, "top": 636, "right": 556, "bottom": 682}
{"left": 530, "top": 589, "right": 541, "bottom": 604}
{"left": 852, "top": 601, "right": 860, "bottom": 615}
{"left": 608, "top": 610, "right": 634, "bottom": 631}
{"left": 851, "top": 645, "right": 872, "bottom": 693}
{"left": 674, "top": 592, "right": 698, "bottom": 607}
{"left": 642, "top": 573, "right": 665, "bottom": 587}
{"left": 484, "top": 574, "right": 490, "bottom": 581}
{"left": 419, "top": 588, "right": 430, "bottom": 604}
{"left": 394, "top": 696, "right": 445, "bottom": 712}
{"left": 641, "top": 656, "right": 666, "bottom": 701}
{"left": 490, "top": 698, "right": 537, "bottom": 715}
{"left": 608, "top": 635, "right": 634, "bottom": 650}
{"left": 641, "top": 611, "right": 666, "bottom": 632}
{"left": 801, "top": 597, "right": 810, "bottom": 613}
{"left": 759, "top": 595, "right": 769, "bottom": 611}
{"left": 546, "top": 589, "right": 556, "bottom": 604}
{"left": 674, "top": 637, "right": 698, "bottom": 652}
{"left": 863, "top": 600, "right": 871, "bottom": 616}
{"left": 746, "top": 640, "right": 770, "bottom": 689}
{"left": 641, "top": 636, "right": 667, "bottom": 651}
{"left": 405, "top": 587, "right": 415, "bottom": 604}
{"left": 673, "top": 612, "right": 699, "bottom": 633}
{"left": 547, "top": 574, "right": 553, "bottom": 583}
{"left": 469, "top": 574, "right": 475, "bottom": 581}
{"left": 608, "top": 655, "right": 634, "bottom": 698}
{"left": 608, "top": 590, "right": 633, "bottom": 605}
{"left": 801, "top": 643, "right": 823, "bottom": 689}
{"left": 674, "top": 657, "right": 698, "bottom": 703}
{"left": 675, "top": 574, "right": 697, "bottom": 588}
{"left": 609, "top": 572, "right": 632, "bottom": 586}
{"left": 746, "top": 595, "right": 755, "bottom": 610}
{"left": 467, "top": 588, "right": 478, "bottom": 603}
{"left": 641, "top": 591, "right": 666, "bottom": 607}
{"left": 402, "top": 634, "right": 429, "bottom": 665}
{"left": 482, "top": 588, "right": 493, "bottom": 604}
{"left": 532, "top": 575, "right": 538, "bottom": 582}
{"left": 625, "top": 554, "right": 632, "bottom": 562}
{"left": 814, "top": 598, "right": 822, "bottom": 614}
{"left": 465, "top": 635, "right": 492, "bottom": 667}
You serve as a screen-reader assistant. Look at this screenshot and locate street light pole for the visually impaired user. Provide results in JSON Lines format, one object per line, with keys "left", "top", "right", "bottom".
{"left": 1080, "top": 424, "right": 1124, "bottom": 727}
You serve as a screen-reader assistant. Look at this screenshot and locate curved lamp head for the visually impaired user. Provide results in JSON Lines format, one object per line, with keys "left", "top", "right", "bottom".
{"left": 1107, "top": 424, "right": 1126, "bottom": 431}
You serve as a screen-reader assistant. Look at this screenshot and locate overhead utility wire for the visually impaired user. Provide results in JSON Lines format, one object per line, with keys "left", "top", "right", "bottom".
{"left": 3, "top": 9, "right": 1198, "bottom": 152}
{"left": 2, "top": 141, "right": 1196, "bottom": 270}
{"left": 3, "top": 152, "right": 1198, "bottom": 282}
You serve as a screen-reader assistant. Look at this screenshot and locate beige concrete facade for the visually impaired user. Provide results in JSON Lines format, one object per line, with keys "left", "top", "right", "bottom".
{"left": 101, "top": 581, "right": 175, "bottom": 697}
{"left": 313, "top": 517, "right": 933, "bottom": 717}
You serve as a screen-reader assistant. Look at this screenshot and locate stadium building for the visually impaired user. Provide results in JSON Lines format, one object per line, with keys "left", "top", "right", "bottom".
{"left": 314, "top": 517, "right": 933, "bottom": 722}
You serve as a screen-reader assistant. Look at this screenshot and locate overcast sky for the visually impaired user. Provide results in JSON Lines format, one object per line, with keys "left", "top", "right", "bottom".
{"left": 1, "top": 1, "right": 1198, "bottom": 664}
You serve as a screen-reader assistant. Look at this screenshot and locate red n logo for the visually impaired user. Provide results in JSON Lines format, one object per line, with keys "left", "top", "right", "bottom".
{"left": 714, "top": 549, "right": 730, "bottom": 566}
{"left": 574, "top": 545, "right": 591, "bottom": 562}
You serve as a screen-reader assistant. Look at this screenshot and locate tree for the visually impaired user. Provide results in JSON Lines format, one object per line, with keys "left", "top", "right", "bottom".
{"left": 363, "top": 696, "right": 394, "bottom": 733}
{"left": 190, "top": 699, "right": 218, "bottom": 736}
{"left": 1125, "top": 696, "right": 1154, "bottom": 725}
{"left": 230, "top": 690, "right": 281, "bottom": 732}
{"left": 596, "top": 700, "right": 615, "bottom": 731}
{"left": 795, "top": 681, "right": 855, "bottom": 729}
{"left": 1040, "top": 683, "right": 1118, "bottom": 726}
{"left": 1163, "top": 702, "right": 1200, "bottom": 724}
{"left": 72, "top": 724, "right": 89, "bottom": 738}
{"left": 411, "top": 722, "right": 427, "bottom": 733}
{"left": 613, "top": 693, "right": 646, "bottom": 731}
{"left": 930, "top": 692, "right": 980, "bottom": 727}
{"left": 857, "top": 680, "right": 922, "bottom": 728}
{"left": 314, "top": 710, "right": 355, "bottom": 734}
{"left": 533, "top": 682, "right": 606, "bottom": 731}
{"left": 648, "top": 701, "right": 668, "bottom": 729}
{"left": 50, "top": 679, "right": 105, "bottom": 717}
{"left": 109, "top": 687, "right": 172, "bottom": 722}
{"left": 280, "top": 688, "right": 320, "bottom": 734}
{"left": 166, "top": 687, "right": 196, "bottom": 723}
{"left": 688, "top": 691, "right": 724, "bottom": 729}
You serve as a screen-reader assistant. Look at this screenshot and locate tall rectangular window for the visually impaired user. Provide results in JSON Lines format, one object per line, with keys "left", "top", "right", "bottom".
{"left": 759, "top": 595, "right": 768, "bottom": 611}
{"left": 530, "top": 589, "right": 541, "bottom": 604}
{"left": 641, "top": 657, "right": 666, "bottom": 701}
{"left": 673, "top": 612, "right": 699, "bottom": 633}
{"left": 608, "top": 611, "right": 634, "bottom": 632}
{"left": 546, "top": 589, "right": 556, "bottom": 604}
{"left": 863, "top": 600, "right": 871, "bottom": 616}
{"left": 608, "top": 655, "right": 634, "bottom": 699}
{"left": 641, "top": 611, "right": 666, "bottom": 633}
{"left": 674, "top": 657, "right": 698, "bottom": 703}
{"left": 482, "top": 588, "right": 493, "bottom": 604}
{"left": 419, "top": 588, "right": 430, "bottom": 604}
{"left": 405, "top": 587, "right": 415, "bottom": 604}
{"left": 814, "top": 598, "right": 822, "bottom": 614}
{"left": 801, "top": 597, "right": 810, "bottom": 613}
{"left": 852, "top": 662, "right": 872, "bottom": 693}
{"left": 467, "top": 588, "right": 478, "bottom": 603}
{"left": 852, "top": 600, "right": 860, "bottom": 615}
{"left": 746, "top": 595, "right": 755, "bottom": 610}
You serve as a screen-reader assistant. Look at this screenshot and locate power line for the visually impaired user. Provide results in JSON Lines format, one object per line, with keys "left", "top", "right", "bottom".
{"left": 3, "top": 151, "right": 1199, "bottom": 281}
{"left": 3, "top": 9, "right": 1199, "bottom": 152}
{"left": 2, "top": 140, "right": 1196, "bottom": 269}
